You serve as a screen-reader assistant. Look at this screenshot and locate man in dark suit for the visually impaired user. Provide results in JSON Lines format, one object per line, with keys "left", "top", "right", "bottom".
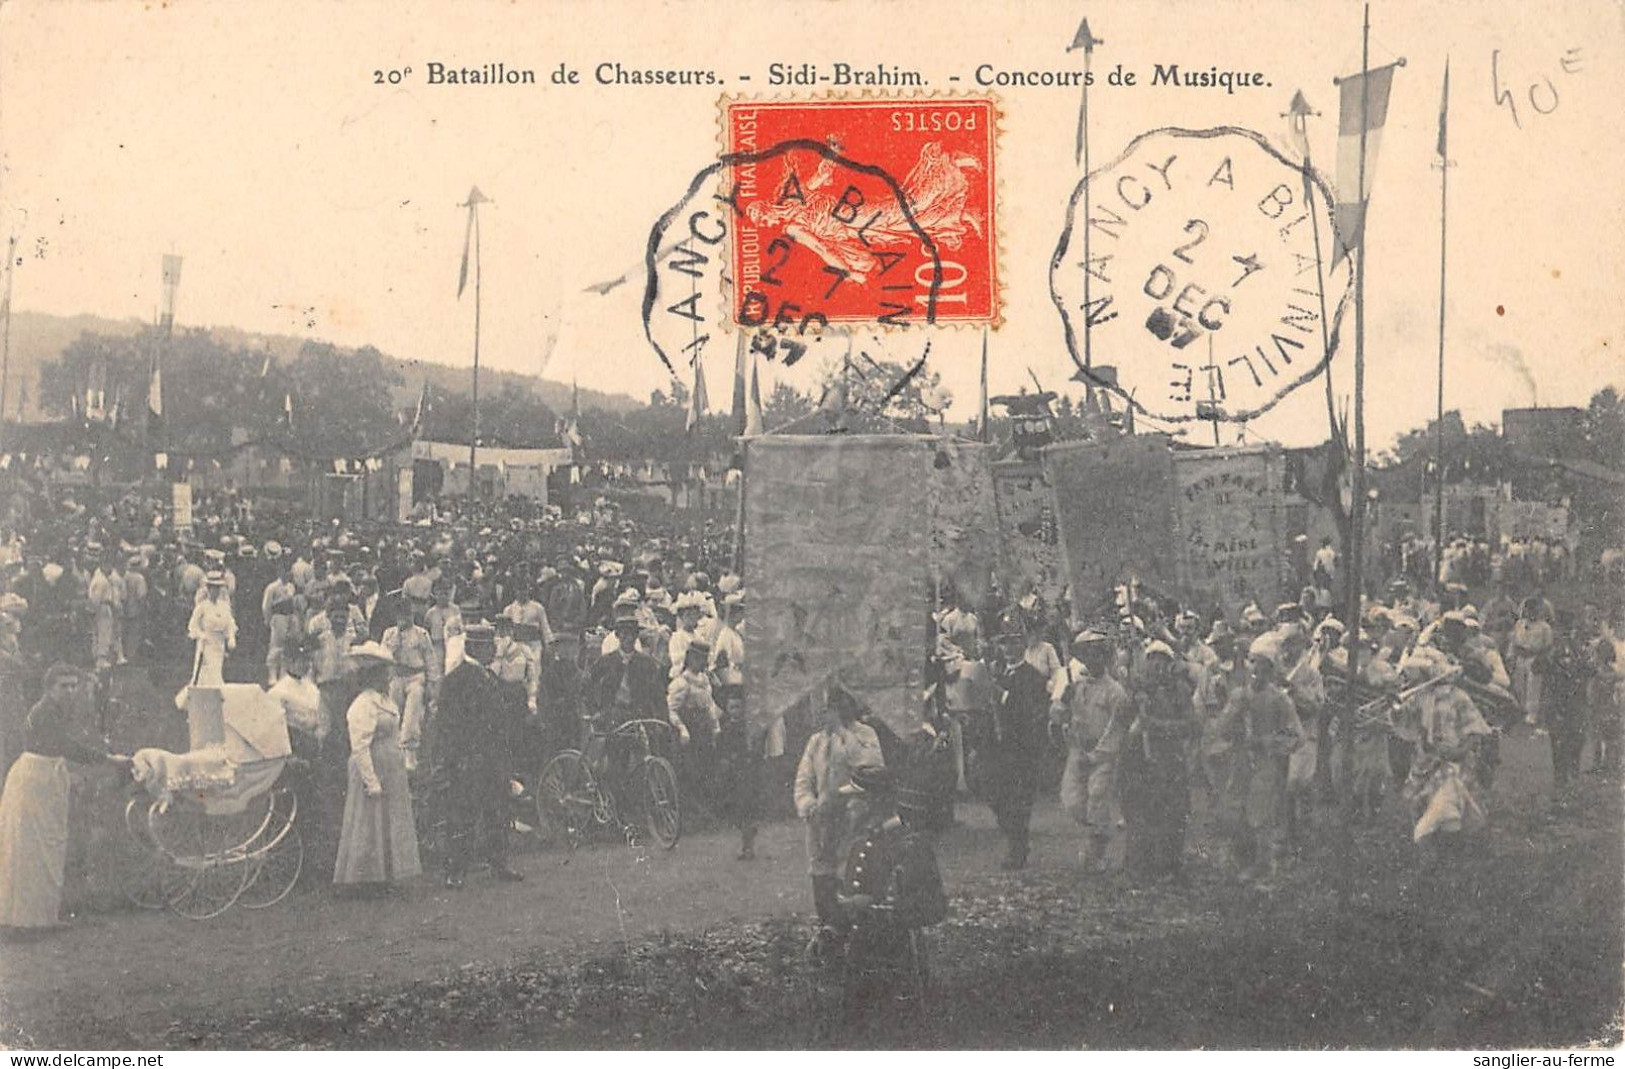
{"left": 433, "top": 623, "right": 525, "bottom": 888}
{"left": 587, "top": 603, "right": 667, "bottom": 784}
{"left": 984, "top": 610, "right": 1054, "bottom": 870}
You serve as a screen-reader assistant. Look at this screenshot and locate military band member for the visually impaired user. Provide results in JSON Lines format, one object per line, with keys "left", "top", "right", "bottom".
{"left": 1057, "top": 629, "right": 1129, "bottom": 871}
{"left": 795, "top": 685, "right": 884, "bottom": 946}
{"left": 1216, "top": 637, "right": 1306, "bottom": 884}
{"left": 834, "top": 764, "right": 948, "bottom": 1027}
{"left": 1119, "top": 640, "right": 1198, "bottom": 886}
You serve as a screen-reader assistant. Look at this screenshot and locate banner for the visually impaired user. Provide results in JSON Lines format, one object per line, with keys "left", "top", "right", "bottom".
{"left": 928, "top": 440, "right": 998, "bottom": 610}
{"left": 990, "top": 461, "right": 1066, "bottom": 608}
{"left": 744, "top": 436, "right": 934, "bottom": 740}
{"left": 171, "top": 482, "right": 193, "bottom": 530}
{"left": 1171, "top": 446, "right": 1286, "bottom": 619}
{"left": 1042, "top": 436, "right": 1177, "bottom": 621}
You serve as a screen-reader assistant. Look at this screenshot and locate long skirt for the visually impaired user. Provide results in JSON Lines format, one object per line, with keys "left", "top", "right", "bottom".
{"left": 0, "top": 754, "right": 71, "bottom": 928}
{"left": 333, "top": 743, "right": 421, "bottom": 886}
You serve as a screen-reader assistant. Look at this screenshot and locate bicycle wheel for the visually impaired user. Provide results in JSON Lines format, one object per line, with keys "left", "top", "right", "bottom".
{"left": 538, "top": 751, "right": 595, "bottom": 850}
{"left": 640, "top": 755, "right": 681, "bottom": 849}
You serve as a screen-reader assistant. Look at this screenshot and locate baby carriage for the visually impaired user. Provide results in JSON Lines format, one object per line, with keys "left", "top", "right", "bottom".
{"left": 121, "top": 685, "right": 303, "bottom": 920}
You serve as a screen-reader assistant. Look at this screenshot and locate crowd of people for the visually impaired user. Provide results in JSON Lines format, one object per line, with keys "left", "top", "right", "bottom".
{"left": 0, "top": 472, "right": 1619, "bottom": 997}
{"left": 923, "top": 563, "right": 1623, "bottom": 895}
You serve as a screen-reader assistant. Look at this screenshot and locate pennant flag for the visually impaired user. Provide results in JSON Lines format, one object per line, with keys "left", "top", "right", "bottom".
{"left": 283, "top": 391, "right": 294, "bottom": 433}
{"left": 1436, "top": 59, "right": 1450, "bottom": 159}
{"left": 147, "top": 352, "right": 163, "bottom": 436}
{"left": 412, "top": 380, "right": 429, "bottom": 434}
{"left": 260, "top": 350, "right": 273, "bottom": 378}
{"left": 745, "top": 349, "right": 765, "bottom": 436}
{"left": 686, "top": 360, "right": 709, "bottom": 433}
{"left": 457, "top": 186, "right": 489, "bottom": 298}
{"left": 1332, "top": 62, "right": 1400, "bottom": 263}
{"left": 1285, "top": 89, "right": 1314, "bottom": 159}
{"left": 731, "top": 330, "right": 750, "bottom": 436}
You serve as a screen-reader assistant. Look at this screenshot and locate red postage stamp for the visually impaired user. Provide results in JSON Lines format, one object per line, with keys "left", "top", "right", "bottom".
{"left": 722, "top": 97, "right": 999, "bottom": 329}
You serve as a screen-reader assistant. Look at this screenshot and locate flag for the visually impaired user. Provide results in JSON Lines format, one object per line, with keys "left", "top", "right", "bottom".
{"left": 283, "top": 391, "right": 294, "bottom": 432}
{"left": 457, "top": 187, "right": 488, "bottom": 298}
{"left": 1285, "top": 89, "right": 1313, "bottom": 159}
{"left": 686, "top": 360, "right": 709, "bottom": 433}
{"left": 744, "top": 349, "right": 765, "bottom": 436}
{"left": 731, "top": 330, "right": 750, "bottom": 436}
{"left": 1332, "top": 62, "right": 1400, "bottom": 263}
{"left": 1436, "top": 59, "right": 1450, "bottom": 160}
{"left": 412, "top": 381, "right": 429, "bottom": 434}
{"left": 260, "top": 351, "right": 273, "bottom": 378}
{"left": 147, "top": 347, "right": 163, "bottom": 437}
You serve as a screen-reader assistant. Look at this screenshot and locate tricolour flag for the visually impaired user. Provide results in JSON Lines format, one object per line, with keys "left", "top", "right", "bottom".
{"left": 1332, "top": 62, "right": 1400, "bottom": 263}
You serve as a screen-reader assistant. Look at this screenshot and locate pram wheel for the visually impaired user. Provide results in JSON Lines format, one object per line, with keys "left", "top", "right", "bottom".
{"left": 240, "top": 789, "right": 302, "bottom": 910}
{"left": 118, "top": 796, "right": 168, "bottom": 911}
{"left": 152, "top": 803, "right": 255, "bottom": 920}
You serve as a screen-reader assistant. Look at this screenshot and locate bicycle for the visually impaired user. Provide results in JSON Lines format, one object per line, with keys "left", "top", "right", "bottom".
{"left": 536, "top": 714, "right": 682, "bottom": 850}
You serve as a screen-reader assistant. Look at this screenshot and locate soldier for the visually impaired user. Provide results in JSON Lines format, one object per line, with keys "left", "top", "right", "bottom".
{"left": 1057, "top": 628, "right": 1129, "bottom": 871}
{"left": 1119, "top": 640, "right": 1198, "bottom": 886}
{"left": 1217, "top": 637, "right": 1307, "bottom": 884}
{"left": 794, "top": 685, "right": 884, "bottom": 950}
{"left": 983, "top": 610, "right": 1053, "bottom": 871}
{"left": 433, "top": 624, "right": 525, "bottom": 888}
{"left": 832, "top": 764, "right": 948, "bottom": 1032}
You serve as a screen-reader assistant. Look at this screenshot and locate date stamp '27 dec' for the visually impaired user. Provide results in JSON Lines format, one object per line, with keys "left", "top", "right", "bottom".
{"left": 724, "top": 98, "right": 1000, "bottom": 328}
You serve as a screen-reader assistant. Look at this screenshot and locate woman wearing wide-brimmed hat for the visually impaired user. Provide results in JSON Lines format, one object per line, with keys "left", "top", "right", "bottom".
{"left": 332, "top": 642, "right": 421, "bottom": 893}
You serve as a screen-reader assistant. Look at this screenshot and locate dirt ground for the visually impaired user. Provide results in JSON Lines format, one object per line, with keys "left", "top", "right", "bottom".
{"left": 0, "top": 726, "right": 1618, "bottom": 1050}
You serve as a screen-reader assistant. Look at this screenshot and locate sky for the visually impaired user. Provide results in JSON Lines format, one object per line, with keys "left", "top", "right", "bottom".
{"left": 1, "top": 0, "right": 1620, "bottom": 448}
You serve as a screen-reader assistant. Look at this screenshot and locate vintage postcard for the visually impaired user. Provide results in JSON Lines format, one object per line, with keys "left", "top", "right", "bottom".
{"left": 0, "top": 0, "right": 1620, "bottom": 1054}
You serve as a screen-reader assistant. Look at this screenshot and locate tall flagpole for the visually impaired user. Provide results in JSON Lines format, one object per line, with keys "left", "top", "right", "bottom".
{"left": 0, "top": 235, "right": 15, "bottom": 456}
{"left": 1070, "top": 19, "right": 1102, "bottom": 371}
{"left": 1335, "top": 2, "right": 1375, "bottom": 915}
{"left": 470, "top": 204, "right": 483, "bottom": 479}
{"left": 1432, "top": 60, "right": 1452, "bottom": 589}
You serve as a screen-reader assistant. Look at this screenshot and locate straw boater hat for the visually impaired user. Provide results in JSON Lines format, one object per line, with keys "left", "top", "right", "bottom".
{"left": 204, "top": 569, "right": 228, "bottom": 587}
{"left": 348, "top": 641, "right": 395, "bottom": 667}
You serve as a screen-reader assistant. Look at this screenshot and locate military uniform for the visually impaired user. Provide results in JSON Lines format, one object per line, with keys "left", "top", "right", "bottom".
{"left": 1119, "top": 657, "right": 1197, "bottom": 885}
